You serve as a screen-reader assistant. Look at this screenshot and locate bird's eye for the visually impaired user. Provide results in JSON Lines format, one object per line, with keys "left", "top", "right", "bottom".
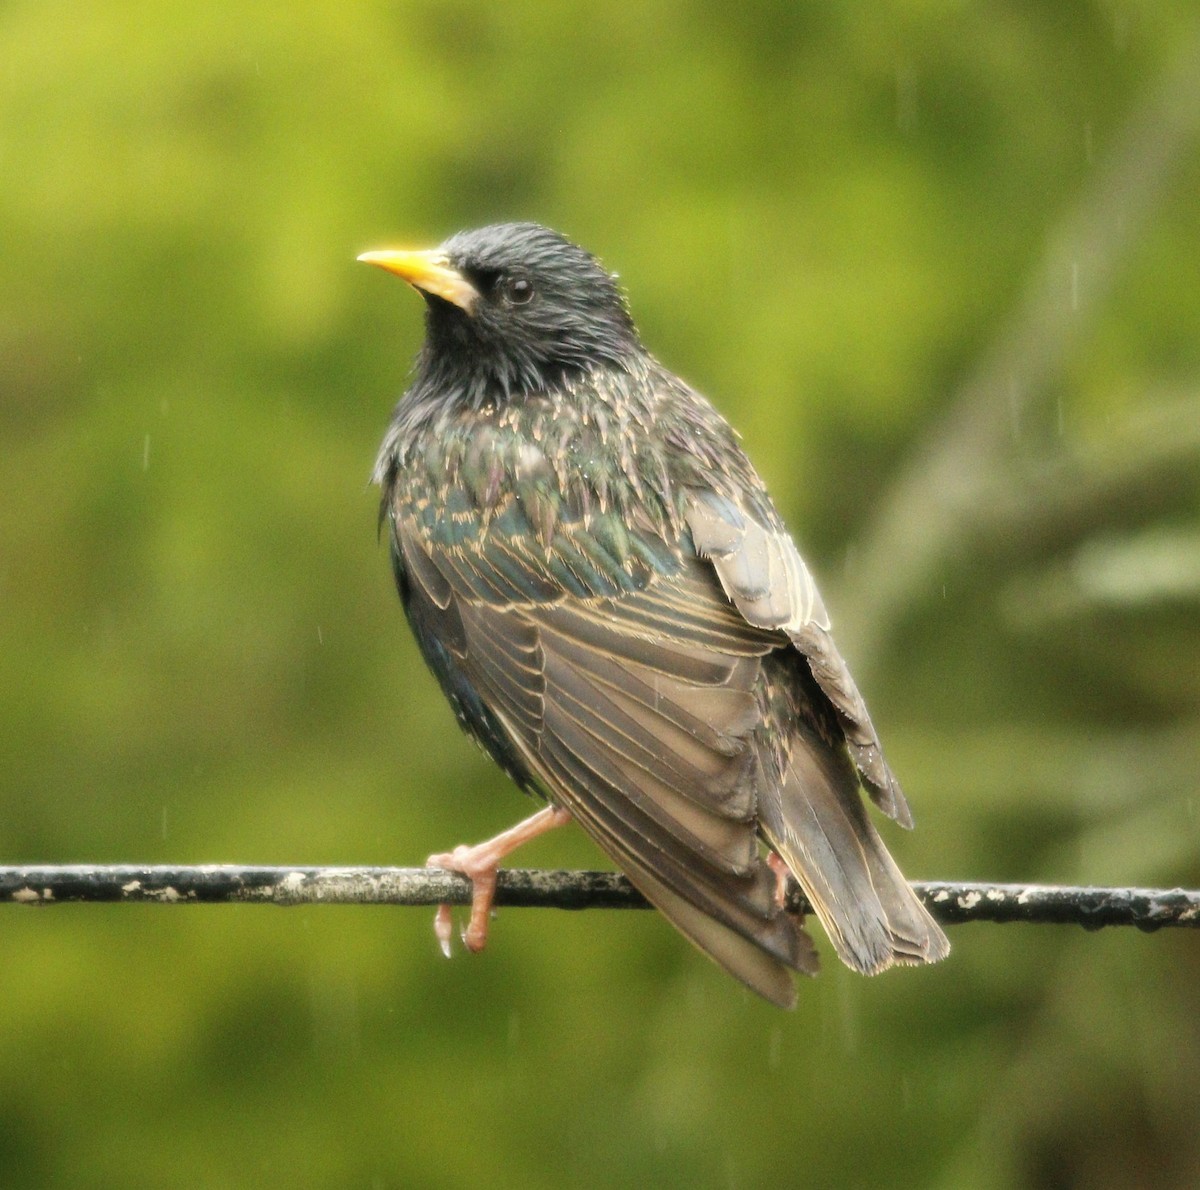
{"left": 502, "top": 276, "right": 535, "bottom": 305}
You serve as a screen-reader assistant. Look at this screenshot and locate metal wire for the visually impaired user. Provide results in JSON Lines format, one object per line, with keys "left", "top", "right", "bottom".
{"left": 2, "top": 865, "right": 1197, "bottom": 930}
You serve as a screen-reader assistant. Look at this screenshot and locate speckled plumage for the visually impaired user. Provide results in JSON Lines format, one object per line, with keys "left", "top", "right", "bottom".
{"left": 366, "top": 222, "right": 947, "bottom": 1006}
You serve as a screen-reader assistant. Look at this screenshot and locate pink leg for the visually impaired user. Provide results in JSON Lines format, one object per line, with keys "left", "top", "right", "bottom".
{"left": 426, "top": 805, "right": 572, "bottom": 956}
{"left": 768, "top": 851, "right": 794, "bottom": 912}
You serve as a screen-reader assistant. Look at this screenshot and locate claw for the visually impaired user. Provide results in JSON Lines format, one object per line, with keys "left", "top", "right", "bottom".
{"left": 434, "top": 902, "right": 455, "bottom": 958}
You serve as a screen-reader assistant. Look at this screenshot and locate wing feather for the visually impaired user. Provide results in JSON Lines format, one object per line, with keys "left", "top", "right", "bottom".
{"left": 686, "top": 491, "right": 913, "bottom": 827}
{"left": 550, "top": 632, "right": 756, "bottom": 760}
{"left": 391, "top": 461, "right": 938, "bottom": 992}
{"left": 393, "top": 506, "right": 824, "bottom": 985}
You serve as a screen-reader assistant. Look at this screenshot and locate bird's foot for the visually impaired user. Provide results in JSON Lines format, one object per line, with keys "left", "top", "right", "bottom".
{"left": 426, "top": 843, "right": 501, "bottom": 956}
{"left": 768, "top": 852, "right": 794, "bottom": 913}
{"left": 426, "top": 805, "right": 572, "bottom": 956}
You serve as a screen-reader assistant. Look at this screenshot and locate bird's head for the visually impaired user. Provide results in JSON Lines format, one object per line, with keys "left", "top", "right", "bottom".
{"left": 359, "top": 222, "right": 640, "bottom": 406}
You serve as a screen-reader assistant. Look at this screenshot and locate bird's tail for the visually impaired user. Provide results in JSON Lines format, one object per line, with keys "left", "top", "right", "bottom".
{"left": 759, "top": 731, "right": 950, "bottom": 974}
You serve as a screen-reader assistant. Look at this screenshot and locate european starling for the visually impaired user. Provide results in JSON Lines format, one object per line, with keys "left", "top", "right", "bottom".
{"left": 360, "top": 222, "right": 948, "bottom": 1007}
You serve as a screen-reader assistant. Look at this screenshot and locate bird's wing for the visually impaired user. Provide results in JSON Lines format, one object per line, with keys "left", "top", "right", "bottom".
{"left": 685, "top": 487, "right": 913, "bottom": 827}
{"left": 394, "top": 497, "right": 819, "bottom": 1006}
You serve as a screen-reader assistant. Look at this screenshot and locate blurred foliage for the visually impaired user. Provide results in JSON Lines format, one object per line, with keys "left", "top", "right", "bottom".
{"left": 2, "top": 1, "right": 1199, "bottom": 1186}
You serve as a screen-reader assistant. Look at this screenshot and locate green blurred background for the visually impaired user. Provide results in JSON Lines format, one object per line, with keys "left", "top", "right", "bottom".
{"left": 2, "top": 2, "right": 1199, "bottom": 1186}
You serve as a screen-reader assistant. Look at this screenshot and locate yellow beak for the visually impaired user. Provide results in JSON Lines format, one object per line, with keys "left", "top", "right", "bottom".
{"left": 356, "top": 248, "right": 479, "bottom": 313}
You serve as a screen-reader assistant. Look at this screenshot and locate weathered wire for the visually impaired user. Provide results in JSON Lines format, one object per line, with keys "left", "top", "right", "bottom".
{"left": 1, "top": 866, "right": 1197, "bottom": 930}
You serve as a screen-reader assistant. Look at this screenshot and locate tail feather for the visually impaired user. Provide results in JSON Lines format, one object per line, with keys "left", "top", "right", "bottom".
{"left": 759, "top": 731, "right": 950, "bottom": 975}
{"left": 620, "top": 857, "right": 820, "bottom": 1009}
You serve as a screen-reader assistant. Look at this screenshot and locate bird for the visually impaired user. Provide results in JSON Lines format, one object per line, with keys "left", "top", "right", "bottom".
{"left": 359, "top": 222, "right": 949, "bottom": 1007}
